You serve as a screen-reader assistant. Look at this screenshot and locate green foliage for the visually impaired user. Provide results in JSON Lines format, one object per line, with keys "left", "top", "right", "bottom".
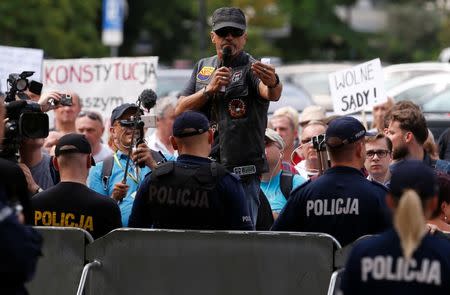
{"left": 276, "top": 0, "right": 363, "bottom": 61}
{"left": 0, "top": 0, "right": 107, "bottom": 58}
{"left": 120, "top": 0, "right": 196, "bottom": 63}
{"left": 373, "top": 3, "right": 443, "bottom": 62}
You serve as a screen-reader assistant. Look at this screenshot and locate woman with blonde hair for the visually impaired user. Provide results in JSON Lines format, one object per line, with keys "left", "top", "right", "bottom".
{"left": 341, "top": 160, "right": 450, "bottom": 294}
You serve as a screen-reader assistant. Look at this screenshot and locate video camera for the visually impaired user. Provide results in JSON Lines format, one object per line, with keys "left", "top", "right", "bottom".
{"left": 121, "top": 89, "right": 158, "bottom": 178}
{"left": 1, "top": 71, "right": 49, "bottom": 162}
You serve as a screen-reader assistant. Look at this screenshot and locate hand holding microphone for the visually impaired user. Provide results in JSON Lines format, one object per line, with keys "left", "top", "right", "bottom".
{"left": 219, "top": 46, "right": 232, "bottom": 93}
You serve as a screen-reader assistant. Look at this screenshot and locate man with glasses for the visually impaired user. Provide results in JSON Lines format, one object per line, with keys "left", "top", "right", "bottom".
{"left": 364, "top": 133, "right": 392, "bottom": 186}
{"left": 88, "top": 103, "right": 158, "bottom": 226}
{"left": 76, "top": 111, "right": 112, "bottom": 163}
{"left": 272, "top": 117, "right": 391, "bottom": 247}
{"left": 175, "top": 7, "right": 283, "bottom": 226}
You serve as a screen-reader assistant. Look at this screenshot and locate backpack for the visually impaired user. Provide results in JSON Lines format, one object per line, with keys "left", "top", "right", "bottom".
{"left": 279, "top": 170, "right": 294, "bottom": 200}
{"left": 101, "top": 150, "right": 166, "bottom": 190}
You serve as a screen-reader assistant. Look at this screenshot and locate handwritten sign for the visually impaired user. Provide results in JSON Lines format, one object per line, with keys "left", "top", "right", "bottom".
{"left": 43, "top": 57, "right": 158, "bottom": 120}
{"left": 329, "top": 58, "right": 387, "bottom": 115}
{"left": 0, "top": 45, "right": 43, "bottom": 93}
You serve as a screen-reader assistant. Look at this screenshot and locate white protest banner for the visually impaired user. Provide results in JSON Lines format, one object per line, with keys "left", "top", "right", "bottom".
{"left": 0, "top": 45, "right": 43, "bottom": 93}
{"left": 43, "top": 56, "right": 158, "bottom": 120}
{"left": 329, "top": 58, "right": 387, "bottom": 115}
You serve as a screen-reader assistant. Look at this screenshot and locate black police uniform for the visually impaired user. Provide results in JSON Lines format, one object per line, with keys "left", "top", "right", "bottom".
{"left": 181, "top": 51, "right": 269, "bottom": 175}
{"left": 128, "top": 155, "right": 253, "bottom": 230}
{"left": 341, "top": 229, "right": 450, "bottom": 294}
{"left": 0, "top": 185, "right": 42, "bottom": 295}
{"left": 271, "top": 166, "right": 391, "bottom": 246}
{"left": 32, "top": 182, "right": 122, "bottom": 239}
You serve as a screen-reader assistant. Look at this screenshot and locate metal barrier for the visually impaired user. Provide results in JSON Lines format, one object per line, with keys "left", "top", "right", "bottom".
{"left": 327, "top": 268, "right": 345, "bottom": 295}
{"left": 85, "top": 229, "right": 341, "bottom": 295}
{"left": 334, "top": 235, "right": 372, "bottom": 269}
{"left": 27, "top": 227, "right": 93, "bottom": 295}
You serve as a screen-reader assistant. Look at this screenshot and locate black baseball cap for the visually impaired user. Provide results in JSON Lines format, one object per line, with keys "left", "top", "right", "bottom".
{"left": 173, "top": 111, "right": 210, "bottom": 138}
{"left": 390, "top": 160, "right": 437, "bottom": 198}
{"left": 55, "top": 133, "right": 95, "bottom": 165}
{"left": 212, "top": 7, "right": 246, "bottom": 31}
{"left": 325, "top": 116, "right": 375, "bottom": 148}
{"left": 110, "top": 103, "right": 142, "bottom": 125}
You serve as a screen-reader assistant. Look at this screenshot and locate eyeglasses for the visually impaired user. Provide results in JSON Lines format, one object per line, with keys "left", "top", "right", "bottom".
{"left": 78, "top": 111, "right": 102, "bottom": 122}
{"left": 366, "top": 149, "right": 390, "bottom": 159}
{"left": 301, "top": 137, "right": 312, "bottom": 145}
{"left": 214, "top": 27, "right": 245, "bottom": 38}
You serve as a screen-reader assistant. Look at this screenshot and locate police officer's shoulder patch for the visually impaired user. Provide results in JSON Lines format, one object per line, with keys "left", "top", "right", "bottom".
{"left": 152, "top": 161, "right": 175, "bottom": 177}
{"left": 197, "top": 66, "right": 215, "bottom": 82}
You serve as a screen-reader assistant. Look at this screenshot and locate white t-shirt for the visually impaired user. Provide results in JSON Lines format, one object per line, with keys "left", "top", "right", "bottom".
{"left": 93, "top": 144, "right": 113, "bottom": 163}
{"left": 146, "top": 132, "right": 177, "bottom": 157}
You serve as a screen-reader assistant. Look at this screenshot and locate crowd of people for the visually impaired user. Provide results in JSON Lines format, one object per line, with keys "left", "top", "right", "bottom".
{"left": 1, "top": 5, "right": 450, "bottom": 294}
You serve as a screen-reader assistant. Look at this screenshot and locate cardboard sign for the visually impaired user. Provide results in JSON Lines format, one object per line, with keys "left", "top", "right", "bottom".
{"left": 329, "top": 58, "right": 387, "bottom": 115}
{"left": 0, "top": 45, "right": 44, "bottom": 93}
{"left": 43, "top": 56, "right": 158, "bottom": 120}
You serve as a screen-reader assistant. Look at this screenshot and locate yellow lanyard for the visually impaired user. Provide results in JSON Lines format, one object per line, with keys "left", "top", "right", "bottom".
{"left": 113, "top": 153, "right": 139, "bottom": 184}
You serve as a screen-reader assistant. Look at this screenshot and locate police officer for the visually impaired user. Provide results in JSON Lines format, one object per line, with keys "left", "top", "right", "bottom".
{"left": 0, "top": 101, "right": 42, "bottom": 294}
{"left": 128, "top": 111, "right": 254, "bottom": 230}
{"left": 341, "top": 161, "right": 450, "bottom": 294}
{"left": 175, "top": 7, "right": 282, "bottom": 225}
{"left": 272, "top": 116, "right": 391, "bottom": 246}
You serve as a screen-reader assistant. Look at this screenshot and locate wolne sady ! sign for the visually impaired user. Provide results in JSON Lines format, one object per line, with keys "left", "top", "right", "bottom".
{"left": 329, "top": 58, "right": 387, "bottom": 115}
{"left": 43, "top": 56, "right": 158, "bottom": 119}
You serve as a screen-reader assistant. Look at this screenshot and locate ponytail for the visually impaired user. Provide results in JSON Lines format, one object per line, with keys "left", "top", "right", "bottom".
{"left": 394, "top": 189, "right": 427, "bottom": 259}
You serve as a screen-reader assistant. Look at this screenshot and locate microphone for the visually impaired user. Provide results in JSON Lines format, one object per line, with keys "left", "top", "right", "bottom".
{"left": 220, "top": 46, "right": 232, "bottom": 92}
{"left": 221, "top": 46, "right": 232, "bottom": 67}
{"left": 138, "top": 89, "right": 157, "bottom": 111}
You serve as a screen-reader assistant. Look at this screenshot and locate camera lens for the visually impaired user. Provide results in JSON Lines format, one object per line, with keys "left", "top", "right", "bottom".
{"left": 16, "top": 78, "right": 28, "bottom": 91}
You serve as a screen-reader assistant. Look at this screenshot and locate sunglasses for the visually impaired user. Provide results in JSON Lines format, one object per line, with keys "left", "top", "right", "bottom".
{"left": 366, "top": 149, "right": 390, "bottom": 159}
{"left": 78, "top": 111, "right": 102, "bottom": 122}
{"left": 214, "top": 27, "right": 245, "bottom": 38}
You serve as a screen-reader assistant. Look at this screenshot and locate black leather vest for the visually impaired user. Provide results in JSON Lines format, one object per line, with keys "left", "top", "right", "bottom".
{"left": 194, "top": 52, "right": 269, "bottom": 174}
{"left": 147, "top": 161, "right": 228, "bottom": 229}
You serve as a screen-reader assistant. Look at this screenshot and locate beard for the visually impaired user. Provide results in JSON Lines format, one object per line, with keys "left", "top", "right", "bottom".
{"left": 392, "top": 144, "right": 409, "bottom": 160}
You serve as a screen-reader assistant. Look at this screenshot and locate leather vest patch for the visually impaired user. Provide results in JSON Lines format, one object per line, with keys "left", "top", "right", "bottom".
{"left": 228, "top": 98, "right": 247, "bottom": 118}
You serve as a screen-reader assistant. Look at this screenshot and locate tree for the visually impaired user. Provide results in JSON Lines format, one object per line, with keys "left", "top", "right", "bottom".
{"left": 276, "top": 0, "right": 364, "bottom": 62}
{"left": 0, "top": 0, "right": 107, "bottom": 58}
{"left": 120, "top": 0, "right": 196, "bottom": 64}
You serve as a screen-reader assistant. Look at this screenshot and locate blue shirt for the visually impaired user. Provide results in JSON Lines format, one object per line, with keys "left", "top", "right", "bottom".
{"left": 342, "top": 229, "right": 450, "bottom": 294}
{"left": 128, "top": 155, "right": 254, "bottom": 230}
{"left": 260, "top": 171, "right": 306, "bottom": 213}
{"left": 88, "top": 150, "right": 151, "bottom": 227}
{"left": 271, "top": 166, "right": 391, "bottom": 246}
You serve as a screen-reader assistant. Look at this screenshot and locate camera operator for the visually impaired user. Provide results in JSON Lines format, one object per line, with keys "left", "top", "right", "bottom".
{"left": 0, "top": 100, "right": 42, "bottom": 294}
{"left": 272, "top": 117, "right": 392, "bottom": 246}
{"left": 88, "top": 103, "right": 159, "bottom": 227}
{"left": 51, "top": 92, "right": 81, "bottom": 134}
{"left": 294, "top": 120, "right": 328, "bottom": 179}
{"left": 18, "top": 92, "right": 68, "bottom": 194}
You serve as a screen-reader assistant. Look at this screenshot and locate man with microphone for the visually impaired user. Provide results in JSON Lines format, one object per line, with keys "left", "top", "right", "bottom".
{"left": 176, "top": 7, "right": 283, "bottom": 225}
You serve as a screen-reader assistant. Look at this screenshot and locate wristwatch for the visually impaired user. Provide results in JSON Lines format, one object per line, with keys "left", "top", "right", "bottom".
{"left": 35, "top": 187, "right": 44, "bottom": 195}
{"left": 203, "top": 86, "right": 213, "bottom": 101}
{"left": 268, "top": 73, "right": 280, "bottom": 89}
